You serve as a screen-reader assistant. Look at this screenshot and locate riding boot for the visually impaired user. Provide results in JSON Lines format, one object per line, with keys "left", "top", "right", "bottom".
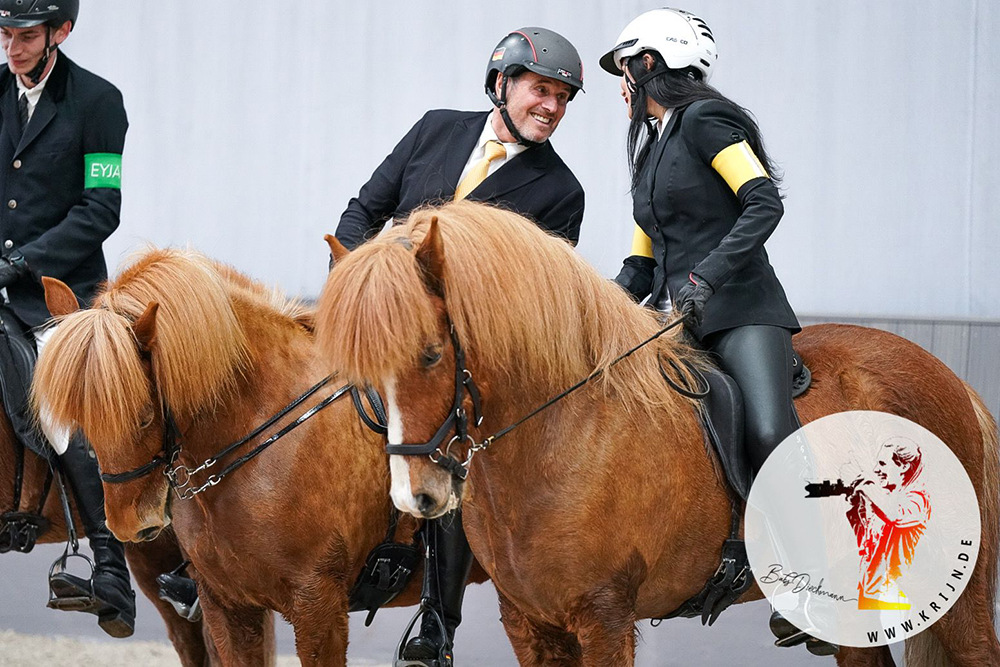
{"left": 48, "top": 433, "right": 137, "bottom": 638}
{"left": 400, "top": 510, "right": 474, "bottom": 666}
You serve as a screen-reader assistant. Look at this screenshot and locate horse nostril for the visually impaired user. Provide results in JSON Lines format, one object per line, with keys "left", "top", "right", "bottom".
{"left": 415, "top": 494, "right": 436, "bottom": 513}
{"left": 137, "top": 526, "right": 160, "bottom": 542}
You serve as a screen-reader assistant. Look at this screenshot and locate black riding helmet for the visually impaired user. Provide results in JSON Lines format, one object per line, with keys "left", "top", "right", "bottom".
{"left": 484, "top": 27, "right": 584, "bottom": 146}
{"left": 0, "top": 0, "right": 78, "bottom": 83}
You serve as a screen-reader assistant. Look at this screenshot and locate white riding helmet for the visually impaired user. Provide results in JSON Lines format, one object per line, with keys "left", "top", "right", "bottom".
{"left": 600, "top": 8, "right": 718, "bottom": 83}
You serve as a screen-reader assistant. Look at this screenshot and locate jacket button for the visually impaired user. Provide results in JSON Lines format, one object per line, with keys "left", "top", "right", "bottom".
{"left": 653, "top": 225, "right": 660, "bottom": 233}
{"left": 6, "top": 199, "right": 15, "bottom": 209}
{"left": 3, "top": 240, "right": 11, "bottom": 249}
{"left": 12, "top": 159, "right": 21, "bottom": 169}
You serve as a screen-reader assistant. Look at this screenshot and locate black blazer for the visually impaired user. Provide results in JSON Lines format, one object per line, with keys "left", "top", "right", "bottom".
{"left": 618, "top": 99, "right": 798, "bottom": 339}
{"left": 336, "top": 110, "right": 584, "bottom": 249}
{"left": 0, "top": 53, "right": 128, "bottom": 328}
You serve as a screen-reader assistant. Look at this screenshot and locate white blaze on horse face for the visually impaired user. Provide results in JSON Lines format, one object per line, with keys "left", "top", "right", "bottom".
{"left": 386, "top": 378, "right": 421, "bottom": 515}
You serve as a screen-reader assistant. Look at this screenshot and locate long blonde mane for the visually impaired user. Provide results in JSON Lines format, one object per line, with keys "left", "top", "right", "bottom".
{"left": 34, "top": 248, "right": 311, "bottom": 448}
{"left": 317, "top": 201, "right": 699, "bottom": 418}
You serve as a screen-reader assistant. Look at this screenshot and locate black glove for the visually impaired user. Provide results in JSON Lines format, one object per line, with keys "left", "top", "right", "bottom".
{"left": 0, "top": 254, "right": 29, "bottom": 289}
{"left": 674, "top": 272, "right": 714, "bottom": 327}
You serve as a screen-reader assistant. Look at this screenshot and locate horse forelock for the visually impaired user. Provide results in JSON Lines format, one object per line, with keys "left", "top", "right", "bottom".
{"left": 316, "top": 234, "right": 441, "bottom": 383}
{"left": 318, "top": 201, "right": 700, "bottom": 421}
{"left": 33, "top": 308, "right": 152, "bottom": 451}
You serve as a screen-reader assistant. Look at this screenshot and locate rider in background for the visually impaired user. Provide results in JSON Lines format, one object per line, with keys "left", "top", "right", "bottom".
{"left": 335, "top": 27, "right": 586, "bottom": 667}
{"left": 604, "top": 8, "right": 837, "bottom": 656}
{"left": 0, "top": 0, "right": 135, "bottom": 637}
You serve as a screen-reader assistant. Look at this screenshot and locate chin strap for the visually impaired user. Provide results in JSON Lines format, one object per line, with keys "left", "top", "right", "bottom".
{"left": 27, "top": 27, "right": 56, "bottom": 85}
{"left": 496, "top": 74, "right": 540, "bottom": 148}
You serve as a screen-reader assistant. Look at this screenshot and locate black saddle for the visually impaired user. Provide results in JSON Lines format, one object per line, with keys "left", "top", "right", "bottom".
{"left": 654, "top": 350, "right": 811, "bottom": 627}
{"left": 686, "top": 351, "right": 811, "bottom": 501}
{"left": 0, "top": 307, "right": 53, "bottom": 463}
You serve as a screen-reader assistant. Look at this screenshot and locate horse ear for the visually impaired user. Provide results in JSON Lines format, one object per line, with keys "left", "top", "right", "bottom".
{"left": 414, "top": 216, "right": 446, "bottom": 297}
{"left": 133, "top": 302, "right": 159, "bottom": 352}
{"left": 42, "top": 276, "right": 81, "bottom": 317}
{"left": 324, "top": 234, "right": 350, "bottom": 267}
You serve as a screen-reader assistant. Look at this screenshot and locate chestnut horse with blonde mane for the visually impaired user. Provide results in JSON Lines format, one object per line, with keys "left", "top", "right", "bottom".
{"left": 33, "top": 248, "right": 485, "bottom": 667}
{"left": 315, "top": 200, "right": 1000, "bottom": 667}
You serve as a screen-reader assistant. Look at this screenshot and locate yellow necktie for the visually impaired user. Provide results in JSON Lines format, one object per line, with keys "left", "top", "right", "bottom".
{"left": 454, "top": 140, "right": 507, "bottom": 201}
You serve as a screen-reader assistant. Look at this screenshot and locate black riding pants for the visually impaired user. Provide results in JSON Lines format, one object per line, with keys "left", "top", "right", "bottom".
{"left": 702, "top": 325, "right": 800, "bottom": 474}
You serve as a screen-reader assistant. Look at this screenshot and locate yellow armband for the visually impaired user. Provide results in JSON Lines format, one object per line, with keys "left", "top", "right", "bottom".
{"left": 630, "top": 223, "right": 653, "bottom": 259}
{"left": 710, "top": 140, "right": 768, "bottom": 195}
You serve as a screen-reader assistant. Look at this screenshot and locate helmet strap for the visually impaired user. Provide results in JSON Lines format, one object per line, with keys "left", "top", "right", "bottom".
{"left": 27, "top": 27, "right": 56, "bottom": 85}
{"left": 496, "top": 73, "right": 540, "bottom": 148}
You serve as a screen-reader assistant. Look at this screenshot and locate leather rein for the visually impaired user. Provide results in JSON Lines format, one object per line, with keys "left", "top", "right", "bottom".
{"left": 100, "top": 376, "right": 387, "bottom": 500}
{"left": 385, "top": 317, "right": 689, "bottom": 481}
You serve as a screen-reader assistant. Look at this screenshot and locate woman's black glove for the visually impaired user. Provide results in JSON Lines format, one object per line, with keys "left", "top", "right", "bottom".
{"left": 674, "top": 272, "right": 714, "bottom": 327}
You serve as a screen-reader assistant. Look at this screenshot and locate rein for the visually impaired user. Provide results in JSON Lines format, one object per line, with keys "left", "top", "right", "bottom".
{"left": 387, "top": 316, "right": 687, "bottom": 481}
{"left": 100, "top": 376, "right": 385, "bottom": 500}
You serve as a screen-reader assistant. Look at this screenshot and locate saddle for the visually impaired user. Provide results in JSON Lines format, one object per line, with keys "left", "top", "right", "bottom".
{"left": 655, "top": 349, "right": 811, "bottom": 626}
{"left": 0, "top": 307, "right": 52, "bottom": 462}
{"left": 0, "top": 307, "right": 55, "bottom": 554}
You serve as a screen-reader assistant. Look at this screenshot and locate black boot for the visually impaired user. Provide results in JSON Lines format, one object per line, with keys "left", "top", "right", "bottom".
{"left": 157, "top": 567, "right": 201, "bottom": 622}
{"left": 48, "top": 434, "right": 136, "bottom": 638}
{"left": 399, "top": 510, "right": 474, "bottom": 667}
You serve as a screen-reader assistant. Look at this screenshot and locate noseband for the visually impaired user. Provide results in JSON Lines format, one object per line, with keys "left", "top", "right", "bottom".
{"left": 384, "top": 322, "right": 483, "bottom": 481}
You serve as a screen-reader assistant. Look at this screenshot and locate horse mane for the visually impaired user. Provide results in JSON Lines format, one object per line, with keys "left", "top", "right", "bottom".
{"left": 34, "top": 248, "right": 310, "bottom": 447}
{"left": 317, "top": 200, "right": 701, "bottom": 419}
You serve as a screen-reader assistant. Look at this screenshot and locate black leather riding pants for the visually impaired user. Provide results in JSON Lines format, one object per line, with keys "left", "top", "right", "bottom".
{"left": 703, "top": 325, "right": 801, "bottom": 474}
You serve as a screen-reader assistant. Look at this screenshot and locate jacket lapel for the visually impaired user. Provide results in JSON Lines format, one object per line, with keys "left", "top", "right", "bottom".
{"left": 16, "top": 94, "right": 55, "bottom": 156}
{"left": 444, "top": 112, "right": 491, "bottom": 191}
{"left": 470, "top": 141, "right": 546, "bottom": 200}
{"left": 1, "top": 83, "right": 19, "bottom": 153}
{"left": 14, "top": 53, "right": 69, "bottom": 157}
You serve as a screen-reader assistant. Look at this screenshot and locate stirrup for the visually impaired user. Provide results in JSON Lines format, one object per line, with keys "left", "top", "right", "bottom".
{"left": 47, "top": 548, "right": 99, "bottom": 613}
{"left": 394, "top": 600, "right": 454, "bottom": 667}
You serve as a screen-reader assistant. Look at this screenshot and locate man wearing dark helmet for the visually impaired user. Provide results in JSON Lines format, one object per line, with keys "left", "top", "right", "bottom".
{"left": 334, "top": 27, "right": 586, "bottom": 667}
{"left": 0, "top": 0, "right": 134, "bottom": 638}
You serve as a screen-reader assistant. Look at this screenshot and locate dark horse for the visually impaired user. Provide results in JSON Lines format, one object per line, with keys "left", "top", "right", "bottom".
{"left": 0, "top": 396, "right": 220, "bottom": 665}
{"left": 315, "top": 200, "right": 1000, "bottom": 667}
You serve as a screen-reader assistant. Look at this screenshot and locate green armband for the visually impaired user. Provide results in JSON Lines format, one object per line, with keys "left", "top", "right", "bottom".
{"left": 84, "top": 153, "right": 122, "bottom": 189}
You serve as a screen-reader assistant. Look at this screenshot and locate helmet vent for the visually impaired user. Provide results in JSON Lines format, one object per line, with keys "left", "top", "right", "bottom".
{"left": 542, "top": 48, "right": 548, "bottom": 53}
{"left": 700, "top": 58, "right": 712, "bottom": 68}
{"left": 700, "top": 31, "right": 715, "bottom": 43}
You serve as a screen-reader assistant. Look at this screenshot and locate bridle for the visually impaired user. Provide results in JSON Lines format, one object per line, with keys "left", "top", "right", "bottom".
{"left": 100, "top": 376, "right": 387, "bottom": 499}
{"left": 385, "top": 315, "right": 690, "bottom": 482}
{"left": 384, "top": 322, "right": 483, "bottom": 482}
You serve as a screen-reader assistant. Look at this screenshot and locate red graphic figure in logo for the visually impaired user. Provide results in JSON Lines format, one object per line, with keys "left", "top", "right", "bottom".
{"left": 845, "top": 437, "right": 930, "bottom": 610}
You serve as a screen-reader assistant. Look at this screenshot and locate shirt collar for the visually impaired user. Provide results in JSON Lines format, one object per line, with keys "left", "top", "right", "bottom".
{"left": 655, "top": 107, "right": 675, "bottom": 138}
{"left": 479, "top": 114, "right": 528, "bottom": 160}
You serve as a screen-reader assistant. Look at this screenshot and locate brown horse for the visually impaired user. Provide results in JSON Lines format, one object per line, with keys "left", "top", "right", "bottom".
{"left": 0, "top": 402, "right": 219, "bottom": 665}
{"left": 33, "top": 248, "right": 485, "bottom": 667}
{"left": 314, "top": 200, "right": 1000, "bottom": 667}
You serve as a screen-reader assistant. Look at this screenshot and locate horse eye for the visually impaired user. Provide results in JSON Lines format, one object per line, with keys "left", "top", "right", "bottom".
{"left": 421, "top": 344, "right": 443, "bottom": 368}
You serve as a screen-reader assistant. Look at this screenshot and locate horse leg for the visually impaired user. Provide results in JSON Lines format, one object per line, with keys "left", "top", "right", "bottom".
{"left": 835, "top": 646, "right": 896, "bottom": 667}
{"left": 197, "top": 584, "right": 276, "bottom": 667}
{"left": 289, "top": 582, "right": 349, "bottom": 667}
{"left": 126, "top": 533, "right": 217, "bottom": 667}
{"left": 497, "top": 592, "right": 582, "bottom": 667}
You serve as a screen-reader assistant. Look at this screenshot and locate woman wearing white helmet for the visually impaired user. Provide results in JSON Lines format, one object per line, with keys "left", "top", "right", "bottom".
{"left": 604, "top": 9, "right": 836, "bottom": 657}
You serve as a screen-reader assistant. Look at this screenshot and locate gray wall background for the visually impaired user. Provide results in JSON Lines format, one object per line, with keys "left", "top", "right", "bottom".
{"left": 62, "top": 0, "right": 998, "bottom": 321}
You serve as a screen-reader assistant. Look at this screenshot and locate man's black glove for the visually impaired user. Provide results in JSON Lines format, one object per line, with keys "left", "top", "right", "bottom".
{"left": 0, "top": 254, "right": 29, "bottom": 289}
{"left": 674, "top": 272, "right": 714, "bottom": 327}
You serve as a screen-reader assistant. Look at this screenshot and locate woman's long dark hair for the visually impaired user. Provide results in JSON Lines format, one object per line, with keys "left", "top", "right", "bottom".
{"left": 626, "top": 52, "right": 782, "bottom": 193}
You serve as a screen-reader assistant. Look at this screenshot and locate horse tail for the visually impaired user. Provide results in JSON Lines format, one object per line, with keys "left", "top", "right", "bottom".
{"left": 32, "top": 308, "right": 152, "bottom": 449}
{"left": 903, "top": 384, "right": 999, "bottom": 667}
